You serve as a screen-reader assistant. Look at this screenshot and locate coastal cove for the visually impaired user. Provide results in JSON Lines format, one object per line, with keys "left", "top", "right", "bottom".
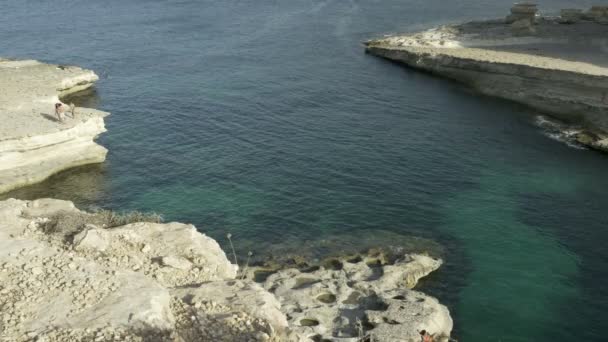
{"left": 2, "top": 0, "right": 608, "bottom": 341}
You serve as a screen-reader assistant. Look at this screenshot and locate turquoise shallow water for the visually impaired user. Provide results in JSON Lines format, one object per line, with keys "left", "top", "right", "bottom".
{"left": 2, "top": 0, "right": 608, "bottom": 340}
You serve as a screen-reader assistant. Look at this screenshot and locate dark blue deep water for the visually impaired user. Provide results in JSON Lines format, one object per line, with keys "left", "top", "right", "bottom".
{"left": 2, "top": 0, "right": 607, "bottom": 341}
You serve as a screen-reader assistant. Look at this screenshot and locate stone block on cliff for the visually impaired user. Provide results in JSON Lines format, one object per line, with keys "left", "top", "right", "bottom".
{"left": 511, "top": 3, "right": 538, "bottom": 14}
{"left": 505, "top": 3, "right": 538, "bottom": 24}
{"left": 559, "top": 9, "right": 583, "bottom": 24}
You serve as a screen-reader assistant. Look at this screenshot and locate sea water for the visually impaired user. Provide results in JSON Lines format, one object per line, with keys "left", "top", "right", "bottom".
{"left": 1, "top": 0, "right": 606, "bottom": 340}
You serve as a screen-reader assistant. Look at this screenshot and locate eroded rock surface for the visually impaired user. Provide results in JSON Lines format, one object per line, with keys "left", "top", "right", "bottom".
{"left": 0, "top": 59, "right": 109, "bottom": 193}
{"left": 0, "top": 198, "right": 451, "bottom": 341}
{"left": 0, "top": 198, "right": 285, "bottom": 341}
{"left": 261, "top": 254, "right": 452, "bottom": 341}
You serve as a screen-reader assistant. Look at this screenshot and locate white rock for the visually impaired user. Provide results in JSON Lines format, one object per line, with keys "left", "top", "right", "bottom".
{"left": 172, "top": 279, "right": 289, "bottom": 335}
{"left": 365, "top": 21, "right": 608, "bottom": 150}
{"left": 59, "top": 273, "right": 175, "bottom": 332}
{"left": 0, "top": 59, "right": 109, "bottom": 194}
{"left": 161, "top": 255, "right": 192, "bottom": 270}
{"left": 73, "top": 226, "right": 109, "bottom": 252}
{"left": 110, "top": 222, "right": 238, "bottom": 280}
{"left": 23, "top": 199, "right": 78, "bottom": 217}
{"left": 31, "top": 266, "right": 43, "bottom": 275}
{"left": 0, "top": 198, "right": 450, "bottom": 342}
{"left": 376, "top": 254, "right": 442, "bottom": 290}
{"left": 366, "top": 289, "right": 453, "bottom": 342}
{"left": 141, "top": 244, "right": 151, "bottom": 254}
{"left": 262, "top": 254, "right": 452, "bottom": 341}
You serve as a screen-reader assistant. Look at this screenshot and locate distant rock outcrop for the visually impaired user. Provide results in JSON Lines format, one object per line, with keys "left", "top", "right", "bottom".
{"left": 585, "top": 6, "right": 608, "bottom": 24}
{"left": 365, "top": 8, "right": 608, "bottom": 152}
{"left": 0, "top": 59, "right": 108, "bottom": 193}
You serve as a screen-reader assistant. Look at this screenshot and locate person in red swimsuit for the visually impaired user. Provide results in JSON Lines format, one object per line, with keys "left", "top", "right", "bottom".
{"left": 54, "top": 103, "right": 66, "bottom": 122}
{"left": 419, "top": 330, "right": 434, "bottom": 342}
{"left": 54, "top": 102, "right": 76, "bottom": 122}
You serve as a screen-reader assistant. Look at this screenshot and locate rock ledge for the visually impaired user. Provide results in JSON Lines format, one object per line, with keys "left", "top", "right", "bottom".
{"left": 0, "top": 59, "right": 109, "bottom": 193}
{"left": 365, "top": 9, "right": 608, "bottom": 152}
{"left": 0, "top": 198, "right": 452, "bottom": 341}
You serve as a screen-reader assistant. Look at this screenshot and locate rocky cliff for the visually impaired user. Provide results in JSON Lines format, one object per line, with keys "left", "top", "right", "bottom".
{"left": 0, "top": 198, "right": 452, "bottom": 341}
{"left": 365, "top": 14, "right": 608, "bottom": 152}
{"left": 0, "top": 59, "right": 108, "bottom": 193}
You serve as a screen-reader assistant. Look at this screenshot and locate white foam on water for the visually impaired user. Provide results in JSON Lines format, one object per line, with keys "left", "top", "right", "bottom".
{"left": 534, "top": 115, "right": 587, "bottom": 150}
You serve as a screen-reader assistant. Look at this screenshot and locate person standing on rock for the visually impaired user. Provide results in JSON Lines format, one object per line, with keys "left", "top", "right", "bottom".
{"left": 54, "top": 103, "right": 66, "bottom": 122}
{"left": 54, "top": 102, "right": 76, "bottom": 122}
{"left": 419, "top": 330, "right": 434, "bottom": 342}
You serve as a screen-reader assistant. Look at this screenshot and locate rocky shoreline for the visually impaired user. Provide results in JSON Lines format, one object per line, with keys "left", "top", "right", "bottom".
{"left": 365, "top": 5, "right": 608, "bottom": 153}
{"left": 0, "top": 198, "right": 453, "bottom": 341}
{"left": 0, "top": 59, "right": 108, "bottom": 193}
{"left": 0, "top": 56, "right": 453, "bottom": 341}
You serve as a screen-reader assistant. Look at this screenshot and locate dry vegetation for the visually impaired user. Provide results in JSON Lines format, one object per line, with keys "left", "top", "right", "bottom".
{"left": 38, "top": 208, "right": 163, "bottom": 239}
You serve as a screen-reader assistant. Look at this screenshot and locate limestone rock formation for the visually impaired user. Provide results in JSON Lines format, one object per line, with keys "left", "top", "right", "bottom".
{"left": 0, "top": 59, "right": 109, "bottom": 193}
{"left": 365, "top": 10, "right": 608, "bottom": 153}
{"left": 559, "top": 9, "right": 583, "bottom": 24}
{"left": 0, "top": 198, "right": 274, "bottom": 341}
{"left": 261, "top": 254, "right": 452, "bottom": 341}
{"left": 585, "top": 6, "right": 608, "bottom": 24}
{"left": 505, "top": 3, "right": 538, "bottom": 24}
{"left": 0, "top": 198, "right": 451, "bottom": 341}
{"left": 172, "top": 280, "right": 291, "bottom": 340}
{"left": 507, "top": 2, "right": 539, "bottom": 36}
